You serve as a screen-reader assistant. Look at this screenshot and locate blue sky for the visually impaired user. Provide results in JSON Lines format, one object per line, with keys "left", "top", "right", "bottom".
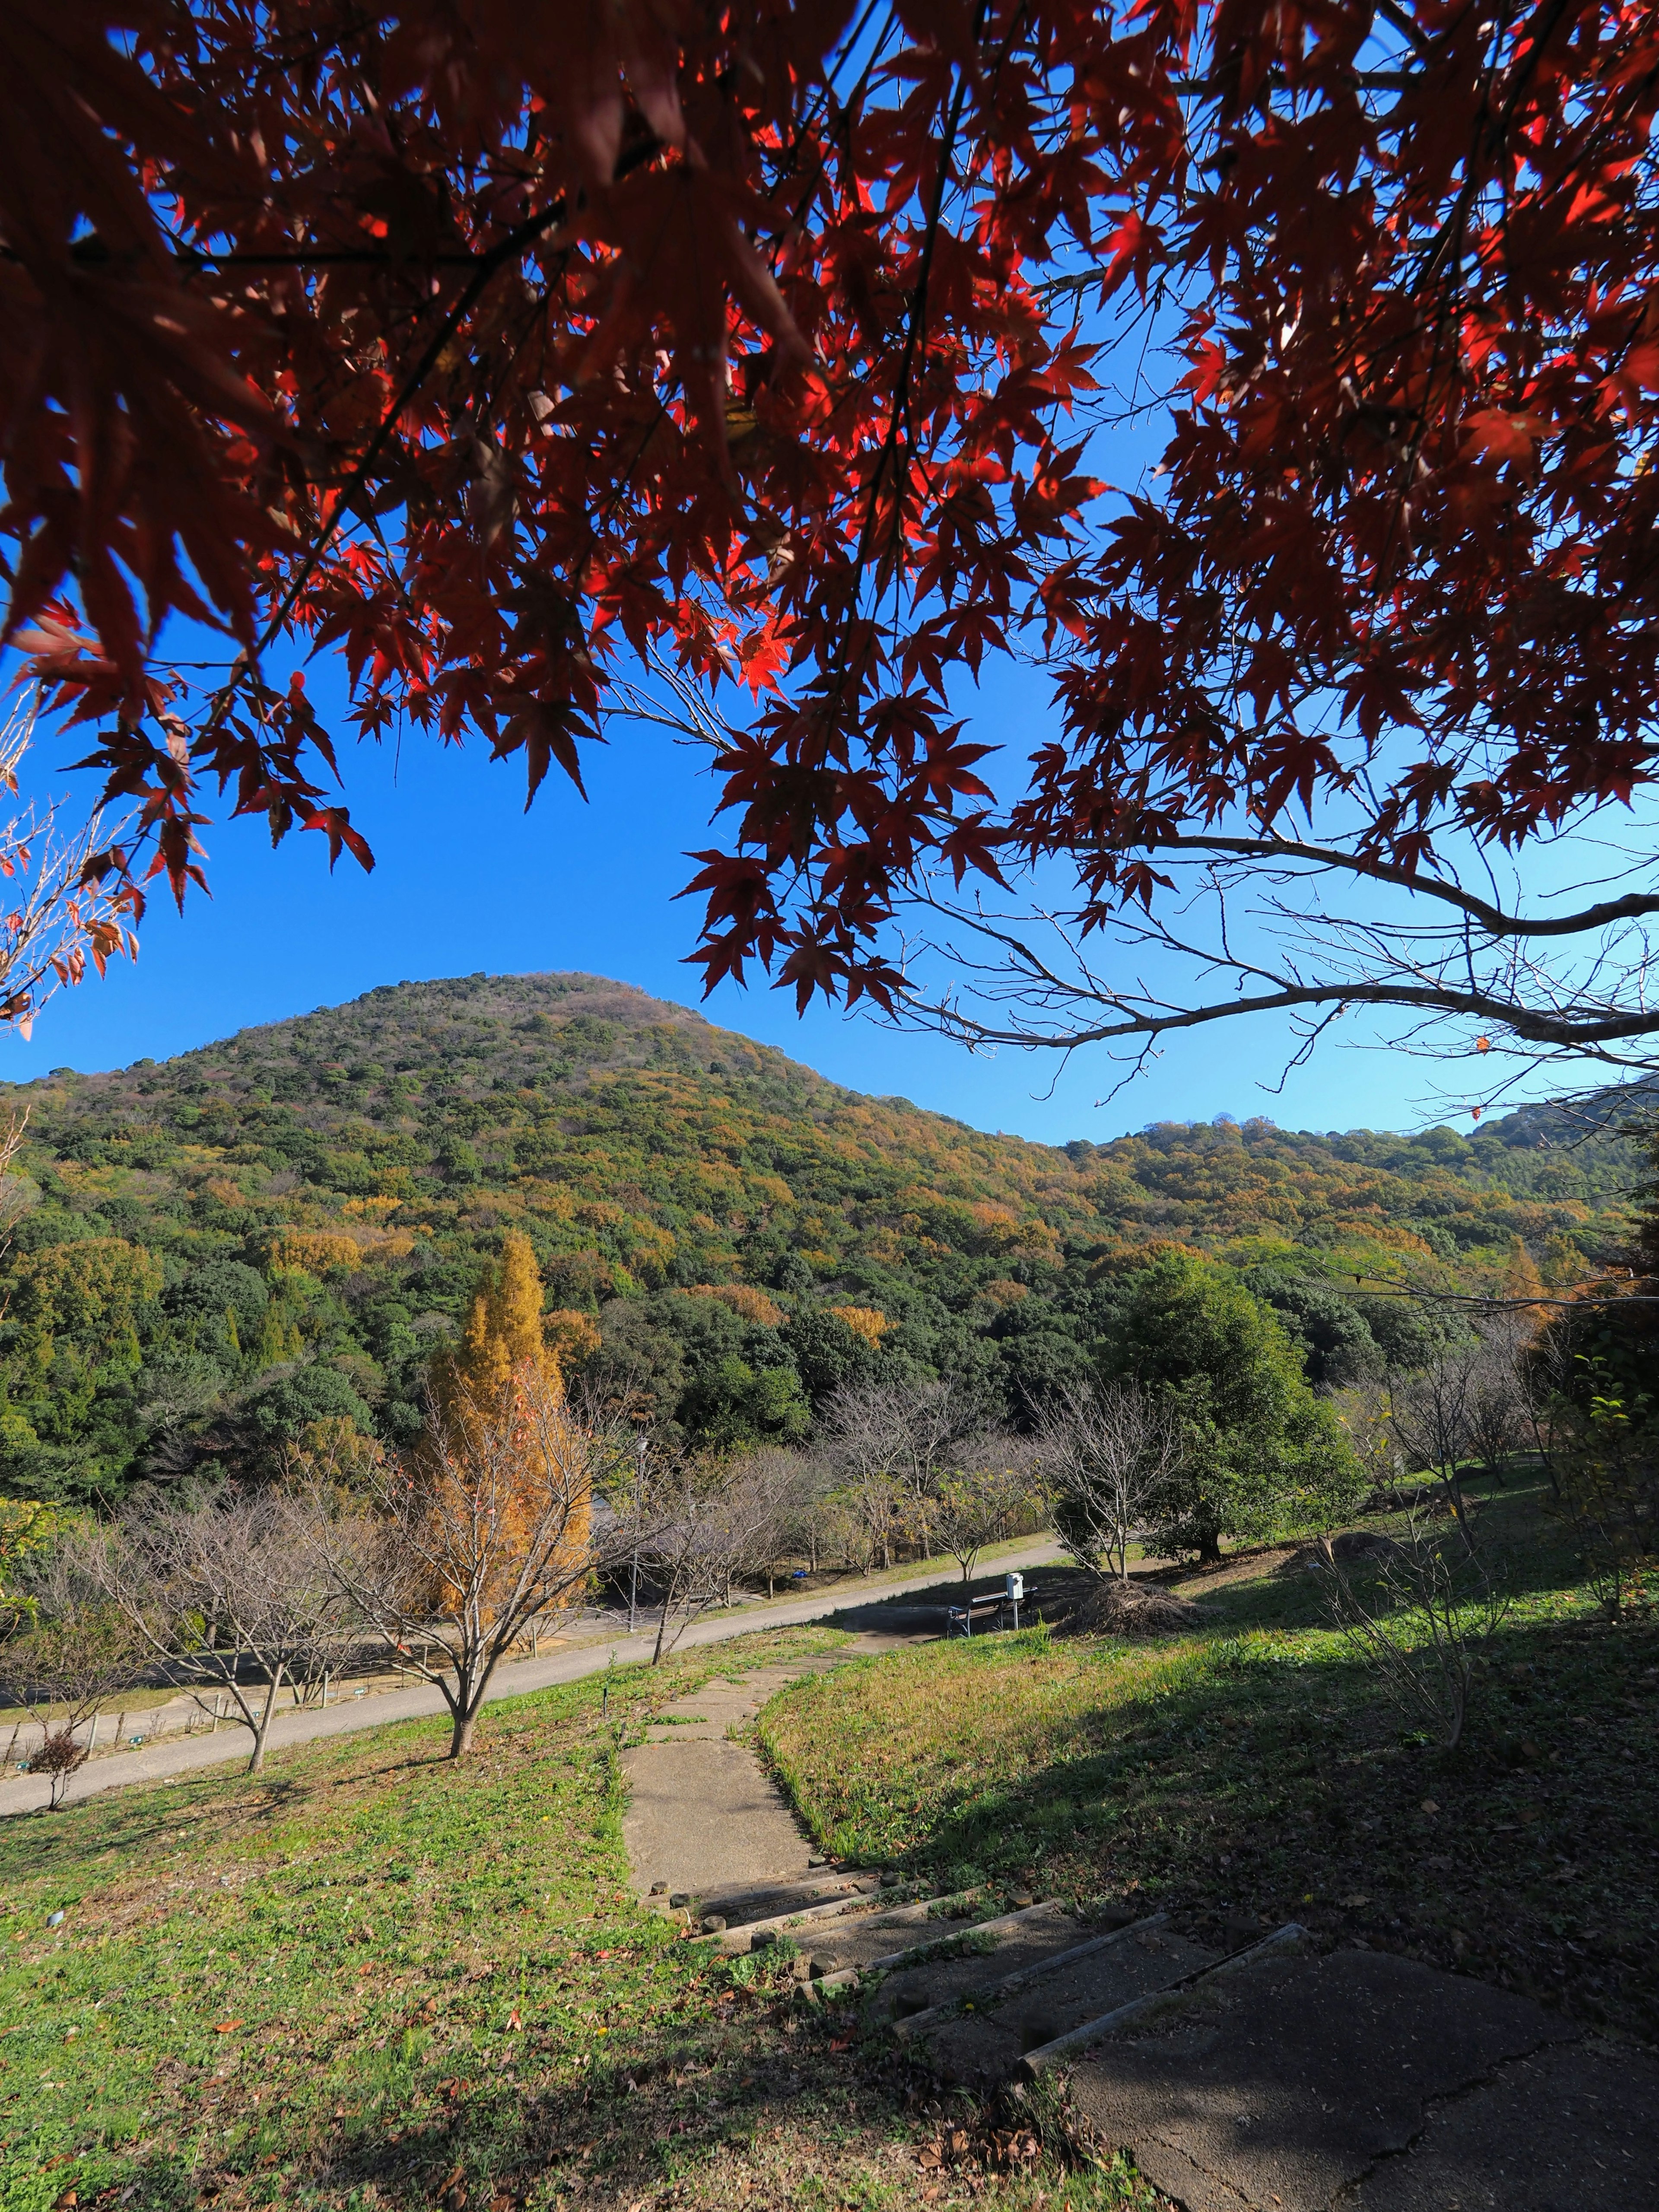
{"left": 0, "top": 634, "right": 1513, "bottom": 1146}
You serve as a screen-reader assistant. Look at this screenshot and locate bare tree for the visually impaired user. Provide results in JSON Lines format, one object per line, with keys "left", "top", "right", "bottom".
{"left": 930, "top": 1443, "right": 1045, "bottom": 1583}
{"left": 0, "top": 702, "right": 139, "bottom": 1037}
{"left": 818, "top": 1382, "right": 908, "bottom": 1571}
{"left": 1386, "top": 1335, "right": 1485, "bottom": 1551}
{"left": 311, "top": 1364, "right": 616, "bottom": 1758}
{"left": 899, "top": 827, "right": 1659, "bottom": 1100}
{"left": 819, "top": 1376, "right": 990, "bottom": 1567}
{"left": 91, "top": 1487, "right": 356, "bottom": 1775}
{"left": 1464, "top": 1316, "right": 1532, "bottom": 1485}
{"left": 1037, "top": 1381, "right": 1185, "bottom": 1582}
{"left": 3, "top": 1542, "right": 140, "bottom": 1806}
{"left": 636, "top": 1448, "right": 798, "bottom": 1664}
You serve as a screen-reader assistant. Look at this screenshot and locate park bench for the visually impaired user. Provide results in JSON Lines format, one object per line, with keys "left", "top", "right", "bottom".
{"left": 944, "top": 1572, "right": 1026, "bottom": 1637}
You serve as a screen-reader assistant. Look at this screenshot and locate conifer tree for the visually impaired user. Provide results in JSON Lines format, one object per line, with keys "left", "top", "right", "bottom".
{"left": 439, "top": 1230, "right": 556, "bottom": 1414}
{"left": 427, "top": 1230, "right": 592, "bottom": 1609}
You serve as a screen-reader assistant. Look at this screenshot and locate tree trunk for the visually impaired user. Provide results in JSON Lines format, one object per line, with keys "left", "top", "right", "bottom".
{"left": 652, "top": 1583, "right": 675, "bottom": 1665}
{"left": 247, "top": 1665, "right": 285, "bottom": 1776}
{"left": 450, "top": 1706, "right": 478, "bottom": 1759}
{"left": 1441, "top": 1464, "right": 1476, "bottom": 1554}
{"left": 1198, "top": 1530, "right": 1222, "bottom": 1564}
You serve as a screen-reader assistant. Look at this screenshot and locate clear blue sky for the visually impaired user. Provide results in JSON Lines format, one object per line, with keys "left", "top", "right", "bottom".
{"left": 0, "top": 625, "right": 1521, "bottom": 1146}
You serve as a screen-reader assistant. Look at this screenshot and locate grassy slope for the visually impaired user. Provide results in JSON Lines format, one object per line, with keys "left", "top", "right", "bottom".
{"left": 759, "top": 1484, "right": 1659, "bottom": 2049}
{"left": 0, "top": 1626, "right": 1154, "bottom": 2212}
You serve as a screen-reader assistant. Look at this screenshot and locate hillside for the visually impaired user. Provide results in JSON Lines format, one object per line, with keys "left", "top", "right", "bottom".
{"left": 0, "top": 971, "right": 1648, "bottom": 1501}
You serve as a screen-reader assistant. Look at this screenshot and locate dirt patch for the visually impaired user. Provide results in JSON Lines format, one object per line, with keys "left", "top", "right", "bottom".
{"left": 1277, "top": 1530, "right": 1408, "bottom": 1576}
{"left": 1162, "top": 1545, "right": 1299, "bottom": 1592}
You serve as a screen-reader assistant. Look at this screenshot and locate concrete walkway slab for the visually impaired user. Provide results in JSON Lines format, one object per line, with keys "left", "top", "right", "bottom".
{"left": 1349, "top": 2037, "right": 1659, "bottom": 2212}
{"left": 620, "top": 1637, "right": 914, "bottom": 1906}
{"left": 1070, "top": 1947, "right": 1579, "bottom": 2212}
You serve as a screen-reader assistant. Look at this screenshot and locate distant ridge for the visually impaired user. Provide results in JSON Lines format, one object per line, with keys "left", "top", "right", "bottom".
{"left": 0, "top": 970, "right": 1644, "bottom": 1502}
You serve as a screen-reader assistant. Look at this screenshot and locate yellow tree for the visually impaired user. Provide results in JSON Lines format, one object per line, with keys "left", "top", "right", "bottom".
{"left": 310, "top": 1369, "right": 616, "bottom": 1758}
{"left": 439, "top": 1229, "right": 555, "bottom": 1410}
{"left": 1502, "top": 1237, "right": 1548, "bottom": 1316}
{"left": 425, "top": 1233, "right": 593, "bottom": 1652}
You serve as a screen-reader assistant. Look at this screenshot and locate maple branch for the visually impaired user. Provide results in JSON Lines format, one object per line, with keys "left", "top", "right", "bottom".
{"left": 1132, "top": 835, "right": 1659, "bottom": 940}
{"left": 252, "top": 197, "right": 574, "bottom": 656}
{"left": 899, "top": 834, "right": 1659, "bottom": 1074}
{"left": 911, "top": 935, "right": 1659, "bottom": 1058}
{"left": 854, "top": 0, "right": 991, "bottom": 575}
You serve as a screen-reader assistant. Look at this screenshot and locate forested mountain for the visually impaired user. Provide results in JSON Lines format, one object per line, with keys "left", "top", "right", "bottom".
{"left": 0, "top": 972, "right": 1646, "bottom": 1503}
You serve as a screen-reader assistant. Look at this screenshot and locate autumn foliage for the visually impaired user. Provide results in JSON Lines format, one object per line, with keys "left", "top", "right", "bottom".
{"left": 4, "top": 3, "right": 1654, "bottom": 1048}
{"left": 429, "top": 1229, "right": 591, "bottom": 1599}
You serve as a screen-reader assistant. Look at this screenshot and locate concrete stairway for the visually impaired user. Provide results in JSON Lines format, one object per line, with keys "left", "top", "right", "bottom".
{"left": 683, "top": 1881, "right": 1659, "bottom": 2209}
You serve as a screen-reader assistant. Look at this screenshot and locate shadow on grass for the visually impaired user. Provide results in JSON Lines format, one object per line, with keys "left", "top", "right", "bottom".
{"left": 758, "top": 1490, "right": 1659, "bottom": 2047}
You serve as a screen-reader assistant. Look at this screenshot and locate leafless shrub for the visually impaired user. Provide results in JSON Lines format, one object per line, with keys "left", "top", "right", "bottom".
{"left": 1036, "top": 1381, "right": 1185, "bottom": 1582}
{"left": 1313, "top": 1519, "right": 1510, "bottom": 1753}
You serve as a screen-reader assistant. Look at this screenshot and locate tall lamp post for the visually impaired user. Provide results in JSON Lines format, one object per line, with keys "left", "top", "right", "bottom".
{"left": 628, "top": 1430, "right": 647, "bottom": 1635}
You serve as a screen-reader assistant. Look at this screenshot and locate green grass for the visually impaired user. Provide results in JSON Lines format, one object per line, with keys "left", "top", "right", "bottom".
{"left": 758, "top": 1476, "right": 1659, "bottom": 2047}
{"left": 0, "top": 1623, "right": 1160, "bottom": 2212}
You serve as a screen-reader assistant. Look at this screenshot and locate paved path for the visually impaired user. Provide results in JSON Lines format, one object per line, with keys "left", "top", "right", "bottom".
{"left": 0, "top": 1542, "right": 1061, "bottom": 1818}
{"left": 1069, "top": 1938, "right": 1659, "bottom": 2212}
{"left": 621, "top": 1631, "right": 919, "bottom": 1906}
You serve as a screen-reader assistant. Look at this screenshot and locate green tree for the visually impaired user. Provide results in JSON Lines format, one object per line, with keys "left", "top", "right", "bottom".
{"left": 243, "top": 1367, "right": 375, "bottom": 1461}
{"left": 677, "top": 1355, "right": 811, "bottom": 1452}
{"left": 783, "top": 1306, "right": 883, "bottom": 1408}
{"left": 163, "top": 1259, "right": 269, "bottom": 1364}
{"left": 1241, "top": 1267, "right": 1381, "bottom": 1388}
{"left": 1105, "top": 1254, "right": 1363, "bottom": 1563}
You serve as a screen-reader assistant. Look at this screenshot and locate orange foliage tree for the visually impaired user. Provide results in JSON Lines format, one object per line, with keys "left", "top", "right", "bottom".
{"left": 428, "top": 1229, "right": 592, "bottom": 1617}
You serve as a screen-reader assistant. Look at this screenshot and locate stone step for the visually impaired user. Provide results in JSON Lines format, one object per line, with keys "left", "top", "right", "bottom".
{"left": 890, "top": 1911, "right": 1172, "bottom": 2042}
{"left": 809, "top": 1893, "right": 1079, "bottom": 1982}
{"left": 909, "top": 1916, "right": 1223, "bottom": 2090}
{"left": 862, "top": 1903, "right": 1102, "bottom": 2028}
{"left": 798, "top": 1897, "right": 1087, "bottom": 2006}
{"left": 1017, "top": 1921, "right": 1306, "bottom": 2079}
{"left": 704, "top": 1880, "right": 968, "bottom": 1951}
{"left": 690, "top": 1870, "right": 878, "bottom": 1929}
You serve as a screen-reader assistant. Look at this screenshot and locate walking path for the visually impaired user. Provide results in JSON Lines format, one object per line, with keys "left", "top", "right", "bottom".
{"left": 0, "top": 1541, "right": 1060, "bottom": 1818}
{"left": 621, "top": 1629, "right": 925, "bottom": 1909}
